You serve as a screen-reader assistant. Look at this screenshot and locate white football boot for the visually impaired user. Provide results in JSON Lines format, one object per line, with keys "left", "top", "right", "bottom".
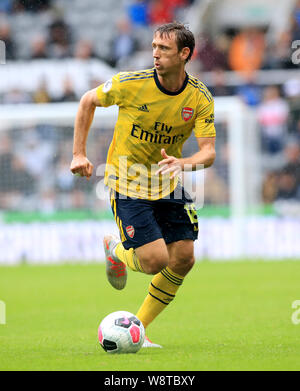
{"left": 103, "top": 234, "right": 127, "bottom": 290}
{"left": 142, "top": 336, "right": 162, "bottom": 348}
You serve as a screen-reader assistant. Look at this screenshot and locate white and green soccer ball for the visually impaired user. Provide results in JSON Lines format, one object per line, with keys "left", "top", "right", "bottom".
{"left": 98, "top": 311, "right": 145, "bottom": 354}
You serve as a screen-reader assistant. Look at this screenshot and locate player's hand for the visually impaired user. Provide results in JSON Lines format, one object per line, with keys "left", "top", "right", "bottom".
{"left": 155, "top": 148, "right": 182, "bottom": 179}
{"left": 70, "top": 155, "right": 93, "bottom": 180}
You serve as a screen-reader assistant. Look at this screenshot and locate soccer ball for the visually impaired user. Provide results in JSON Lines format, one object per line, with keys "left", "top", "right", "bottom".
{"left": 98, "top": 311, "right": 145, "bottom": 354}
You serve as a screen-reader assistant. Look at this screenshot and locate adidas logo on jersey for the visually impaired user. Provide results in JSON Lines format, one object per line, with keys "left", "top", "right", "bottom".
{"left": 138, "top": 104, "right": 149, "bottom": 112}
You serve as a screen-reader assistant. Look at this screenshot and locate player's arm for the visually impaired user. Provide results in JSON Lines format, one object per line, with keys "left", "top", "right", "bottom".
{"left": 157, "top": 96, "right": 216, "bottom": 178}
{"left": 156, "top": 138, "right": 215, "bottom": 178}
{"left": 70, "top": 88, "right": 102, "bottom": 179}
{"left": 181, "top": 136, "right": 216, "bottom": 169}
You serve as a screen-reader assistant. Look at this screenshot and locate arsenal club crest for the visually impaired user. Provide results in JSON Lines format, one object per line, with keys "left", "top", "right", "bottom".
{"left": 126, "top": 225, "right": 135, "bottom": 238}
{"left": 181, "top": 107, "right": 194, "bottom": 122}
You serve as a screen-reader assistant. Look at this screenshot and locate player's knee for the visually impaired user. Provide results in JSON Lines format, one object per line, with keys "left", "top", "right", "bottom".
{"left": 141, "top": 254, "right": 168, "bottom": 275}
{"left": 149, "top": 259, "right": 168, "bottom": 275}
{"left": 171, "top": 254, "right": 195, "bottom": 275}
{"left": 185, "top": 255, "right": 195, "bottom": 271}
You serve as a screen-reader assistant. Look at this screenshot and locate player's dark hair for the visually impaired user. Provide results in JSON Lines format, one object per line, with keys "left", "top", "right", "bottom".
{"left": 154, "top": 22, "right": 195, "bottom": 63}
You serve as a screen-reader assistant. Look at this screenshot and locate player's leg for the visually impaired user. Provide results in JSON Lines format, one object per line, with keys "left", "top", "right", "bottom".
{"left": 166, "top": 239, "right": 195, "bottom": 277}
{"left": 104, "top": 235, "right": 169, "bottom": 288}
{"left": 104, "top": 191, "right": 167, "bottom": 289}
{"left": 135, "top": 186, "right": 198, "bottom": 332}
{"left": 104, "top": 185, "right": 197, "bottom": 342}
{"left": 136, "top": 239, "right": 194, "bottom": 330}
{"left": 114, "top": 236, "right": 194, "bottom": 276}
{"left": 116, "top": 238, "right": 169, "bottom": 274}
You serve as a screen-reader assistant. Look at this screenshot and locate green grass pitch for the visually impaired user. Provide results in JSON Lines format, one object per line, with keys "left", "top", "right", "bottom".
{"left": 0, "top": 260, "right": 300, "bottom": 371}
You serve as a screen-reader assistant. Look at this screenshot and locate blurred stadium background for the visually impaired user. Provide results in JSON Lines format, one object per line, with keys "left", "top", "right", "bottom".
{"left": 0, "top": 0, "right": 299, "bottom": 264}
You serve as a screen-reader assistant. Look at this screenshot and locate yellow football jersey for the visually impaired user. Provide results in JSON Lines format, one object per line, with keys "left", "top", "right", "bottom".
{"left": 96, "top": 68, "right": 215, "bottom": 200}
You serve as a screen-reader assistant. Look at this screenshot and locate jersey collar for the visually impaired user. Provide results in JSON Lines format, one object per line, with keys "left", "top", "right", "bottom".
{"left": 154, "top": 69, "right": 189, "bottom": 96}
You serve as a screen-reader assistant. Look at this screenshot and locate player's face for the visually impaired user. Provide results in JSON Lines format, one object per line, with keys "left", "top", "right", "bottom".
{"left": 152, "top": 32, "right": 188, "bottom": 75}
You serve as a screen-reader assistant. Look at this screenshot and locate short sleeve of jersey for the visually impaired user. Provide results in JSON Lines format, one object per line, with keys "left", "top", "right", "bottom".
{"left": 194, "top": 99, "right": 216, "bottom": 138}
{"left": 96, "top": 73, "right": 123, "bottom": 107}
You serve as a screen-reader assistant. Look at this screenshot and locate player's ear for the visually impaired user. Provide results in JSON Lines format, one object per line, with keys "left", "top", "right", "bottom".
{"left": 180, "top": 47, "right": 190, "bottom": 62}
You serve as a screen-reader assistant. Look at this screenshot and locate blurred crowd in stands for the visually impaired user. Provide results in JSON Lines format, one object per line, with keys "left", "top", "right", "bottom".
{"left": 0, "top": 123, "right": 114, "bottom": 212}
{"left": 0, "top": 0, "right": 299, "bottom": 212}
{"left": 0, "top": 0, "right": 299, "bottom": 70}
{"left": 0, "top": 0, "right": 196, "bottom": 64}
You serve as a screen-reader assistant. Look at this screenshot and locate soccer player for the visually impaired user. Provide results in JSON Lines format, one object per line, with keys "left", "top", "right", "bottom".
{"left": 70, "top": 22, "right": 216, "bottom": 347}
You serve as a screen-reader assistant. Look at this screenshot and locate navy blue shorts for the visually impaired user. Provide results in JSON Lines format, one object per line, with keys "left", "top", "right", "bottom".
{"left": 109, "top": 186, "right": 198, "bottom": 250}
